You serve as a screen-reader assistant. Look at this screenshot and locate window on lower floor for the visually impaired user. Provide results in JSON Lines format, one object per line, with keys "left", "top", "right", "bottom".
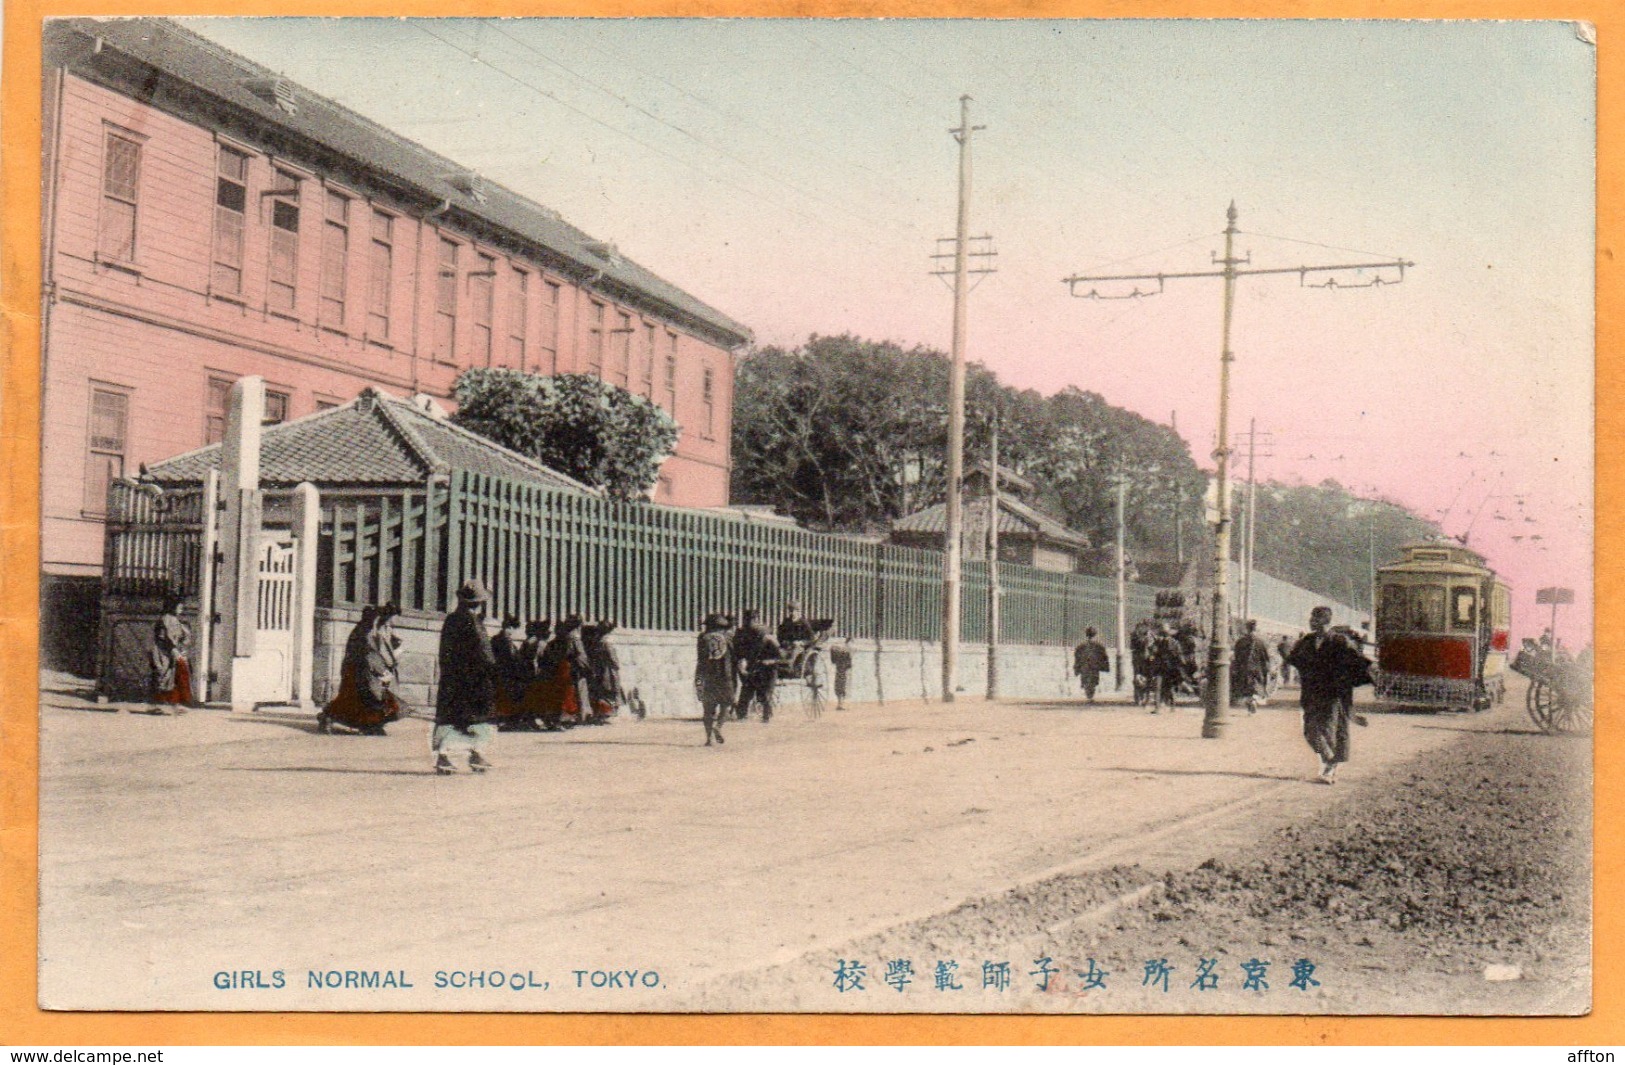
{"left": 84, "top": 386, "right": 129, "bottom": 514}
{"left": 264, "top": 389, "right": 290, "bottom": 426}
{"left": 205, "top": 376, "right": 233, "bottom": 444}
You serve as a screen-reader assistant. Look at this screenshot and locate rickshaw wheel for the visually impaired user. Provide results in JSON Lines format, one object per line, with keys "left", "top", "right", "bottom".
{"left": 1550, "top": 692, "right": 1592, "bottom": 735}
{"left": 804, "top": 674, "right": 825, "bottom": 720}
{"left": 1527, "top": 680, "right": 1558, "bottom": 733}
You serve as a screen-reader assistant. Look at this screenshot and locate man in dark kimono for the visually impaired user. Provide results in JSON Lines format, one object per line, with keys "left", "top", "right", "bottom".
{"left": 1148, "top": 624, "right": 1185, "bottom": 712}
{"left": 732, "top": 608, "right": 766, "bottom": 721}
{"left": 1072, "top": 627, "right": 1111, "bottom": 703}
{"left": 1129, "top": 620, "right": 1153, "bottom": 706}
{"left": 695, "top": 613, "right": 735, "bottom": 746}
{"left": 735, "top": 608, "right": 781, "bottom": 723}
{"left": 1231, "top": 619, "right": 1273, "bottom": 714}
{"left": 433, "top": 579, "right": 499, "bottom": 774}
{"left": 1287, "top": 606, "right": 1371, "bottom": 783}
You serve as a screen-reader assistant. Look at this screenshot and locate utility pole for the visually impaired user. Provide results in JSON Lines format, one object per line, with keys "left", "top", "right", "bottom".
{"left": 933, "top": 95, "right": 989, "bottom": 704}
{"left": 1115, "top": 465, "right": 1128, "bottom": 691}
{"left": 987, "top": 405, "right": 1001, "bottom": 699}
{"left": 1064, "top": 202, "right": 1412, "bottom": 739}
{"left": 1238, "top": 419, "right": 1273, "bottom": 621}
{"left": 1171, "top": 411, "right": 1184, "bottom": 569}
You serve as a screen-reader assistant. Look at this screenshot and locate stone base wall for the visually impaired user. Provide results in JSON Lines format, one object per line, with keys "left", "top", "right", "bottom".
{"left": 312, "top": 607, "right": 1122, "bottom": 718}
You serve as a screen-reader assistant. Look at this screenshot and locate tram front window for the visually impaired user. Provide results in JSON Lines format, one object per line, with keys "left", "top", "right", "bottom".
{"left": 1409, "top": 585, "right": 1446, "bottom": 632}
{"left": 1452, "top": 587, "right": 1477, "bottom": 630}
{"left": 1380, "top": 584, "right": 1407, "bottom": 632}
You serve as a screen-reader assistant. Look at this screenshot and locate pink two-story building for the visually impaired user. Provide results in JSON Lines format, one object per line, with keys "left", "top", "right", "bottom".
{"left": 40, "top": 18, "right": 752, "bottom": 671}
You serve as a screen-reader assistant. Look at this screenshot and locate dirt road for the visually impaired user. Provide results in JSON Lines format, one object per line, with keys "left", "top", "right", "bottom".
{"left": 37, "top": 674, "right": 1583, "bottom": 1013}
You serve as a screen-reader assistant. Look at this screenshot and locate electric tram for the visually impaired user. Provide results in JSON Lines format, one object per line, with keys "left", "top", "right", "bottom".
{"left": 1373, "top": 540, "right": 1511, "bottom": 712}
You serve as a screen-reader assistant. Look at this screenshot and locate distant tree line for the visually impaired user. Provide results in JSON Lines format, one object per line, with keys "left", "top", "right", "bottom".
{"left": 729, "top": 334, "right": 1206, "bottom": 570}
{"left": 731, "top": 335, "right": 1443, "bottom": 604}
{"left": 1247, "top": 480, "right": 1442, "bottom": 611}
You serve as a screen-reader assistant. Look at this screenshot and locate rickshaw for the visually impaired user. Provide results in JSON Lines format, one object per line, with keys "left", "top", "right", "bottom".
{"left": 1373, "top": 540, "right": 1510, "bottom": 713}
{"left": 1511, "top": 644, "right": 1593, "bottom": 734}
{"left": 775, "top": 618, "right": 833, "bottom": 719}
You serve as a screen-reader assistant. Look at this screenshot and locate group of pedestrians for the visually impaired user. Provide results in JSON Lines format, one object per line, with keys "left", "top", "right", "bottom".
{"left": 1072, "top": 607, "right": 1375, "bottom": 784}
{"left": 313, "top": 579, "right": 629, "bottom": 774}
{"left": 1121, "top": 619, "right": 1202, "bottom": 711}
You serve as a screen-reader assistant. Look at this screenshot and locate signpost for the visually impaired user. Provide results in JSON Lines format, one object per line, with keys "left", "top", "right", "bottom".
{"left": 1534, "top": 586, "right": 1575, "bottom": 666}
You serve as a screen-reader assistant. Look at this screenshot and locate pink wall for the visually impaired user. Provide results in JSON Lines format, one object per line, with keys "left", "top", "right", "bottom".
{"left": 42, "top": 71, "right": 736, "bottom": 575}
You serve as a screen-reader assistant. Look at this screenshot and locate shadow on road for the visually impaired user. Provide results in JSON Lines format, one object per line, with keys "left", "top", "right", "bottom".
{"left": 1094, "top": 765, "right": 1306, "bottom": 784}
{"left": 221, "top": 765, "right": 430, "bottom": 777}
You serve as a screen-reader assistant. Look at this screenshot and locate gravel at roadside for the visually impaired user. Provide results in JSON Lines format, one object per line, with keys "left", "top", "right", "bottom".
{"left": 702, "top": 718, "right": 1591, "bottom": 1014}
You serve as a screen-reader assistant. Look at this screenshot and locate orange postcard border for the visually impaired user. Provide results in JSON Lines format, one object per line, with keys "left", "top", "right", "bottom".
{"left": 1, "top": 0, "right": 1616, "bottom": 1046}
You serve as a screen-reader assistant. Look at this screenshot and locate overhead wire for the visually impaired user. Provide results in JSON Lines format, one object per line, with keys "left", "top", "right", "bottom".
{"left": 479, "top": 22, "right": 924, "bottom": 239}
{"left": 409, "top": 23, "right": 921, "bottom": 256}
{"left": 550, "top": 25, "right": 930, "bottom": 213}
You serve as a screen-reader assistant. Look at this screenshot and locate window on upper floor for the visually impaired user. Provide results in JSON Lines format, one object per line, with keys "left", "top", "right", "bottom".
{"left": 642, "top": 323, "right": 657, "bottom": 398}
{"left": 212, "top": 145, "right": 249, "bottom": 294}
{"left": 509, "top": 269, "right": 529, "bottom": 371}
{"left": 471, "top": 253, "right": 496, "bottom": 368}
{"left": 614, "top": 311, "right": 633, "bottom": 388}
{"left": 664, "top": 332, "right": 678, "bottom": 413}
{"left": 702, "top": 366, "right": 716, "bottom": 438}
{"left": 84, "top": 386, "right": 129, "bottom": 515}
{"left": 435, "top": 238, "right": 459, "bottom": 362}
{"left": 540, "top": 280, "right": 561, "bottom": 373}
{"left": 320, "top": 190, "right": 349, "bottom": 329}
{"left": 368, "top": 211, "right": 393, "bottom": 340}
{"left": 266, "top": 171, "right": 301, "bottom": 313}
{"left": 99, "top": 130, "right": 142, "bottom": 263}
{"left": 587, "top": 300, "right": 606, "bottom": 375}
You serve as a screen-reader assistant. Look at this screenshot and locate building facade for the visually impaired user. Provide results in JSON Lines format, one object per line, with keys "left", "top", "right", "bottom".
{"left": 41, "top": 18, "right": 752, "bottom": 667}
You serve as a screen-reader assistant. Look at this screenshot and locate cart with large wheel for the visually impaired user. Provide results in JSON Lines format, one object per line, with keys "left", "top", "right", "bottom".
{"left": 1511, "top": 648, "right": 1593, "bottom": 734}
{"left": 774, "top": 619, "right": 833, "bottom": 719}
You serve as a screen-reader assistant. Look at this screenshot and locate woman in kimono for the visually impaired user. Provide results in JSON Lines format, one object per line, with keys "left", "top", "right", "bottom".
{"left": 584, "top": 619, "right": 623, "bottom": 723}
{"left": 319, "top": 603, "right": 404, "bottom": 735}
{"left": 532, "top": 615, "right": 591, "bottom": 729}
{"left": 149, "top": 596, "right": 192, "bottom": 714}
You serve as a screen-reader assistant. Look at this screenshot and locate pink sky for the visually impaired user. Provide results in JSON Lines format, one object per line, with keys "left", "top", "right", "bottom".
{"left": 182, "top": 17, "right": 1595, "bottom": 644}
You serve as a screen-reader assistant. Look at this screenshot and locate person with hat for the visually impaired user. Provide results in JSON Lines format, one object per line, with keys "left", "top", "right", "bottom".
{"left": 433, "top": 579, "right": 499, "bottom": 774}
{"left": 1287, "top": 605, "right": 1372, "bottom": 783}
{"left": 320, "top": 602, "right": 404, "bottom": 735}
{"left": 1072, "top": 626, "right": 1111, "bottom": 703}
{"left": 695, "top": 612, "right": 736, "bottom": 746}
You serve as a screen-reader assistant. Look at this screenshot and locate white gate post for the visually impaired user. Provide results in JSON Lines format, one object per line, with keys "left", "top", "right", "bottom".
{"left": 290, "top": 482, "right": 320, "bottom": 711}
{"left": 211, "top": 376, "right": 264, "bottom": 710}
{"left": 194, "top": 468, "right": 220, "bottom": 703}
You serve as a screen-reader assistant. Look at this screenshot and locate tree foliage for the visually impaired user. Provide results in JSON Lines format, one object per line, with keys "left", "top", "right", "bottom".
{"left": 450, "top": 369, "right": 679, "bottom": 500}
{"left": 1248, "top": 480, "right": 1441, "bottom": 610}
{"left": 730, "top": 335, "right": 1206, "bottom": 565}
{"left": 732, "top": 335, "right": 1443, "bottom": 596}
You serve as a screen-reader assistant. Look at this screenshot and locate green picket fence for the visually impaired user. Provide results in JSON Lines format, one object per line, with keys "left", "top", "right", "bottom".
{"left": 320, "top": 469, "right": 1162, "bottom": 646}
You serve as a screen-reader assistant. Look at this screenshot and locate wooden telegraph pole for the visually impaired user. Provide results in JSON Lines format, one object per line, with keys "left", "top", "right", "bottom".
{"left": 934, "top": 95, "right": 989, "bottom": 703}
{"left": 1064, "top": 203, "right": 1412, "bottom": 738}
